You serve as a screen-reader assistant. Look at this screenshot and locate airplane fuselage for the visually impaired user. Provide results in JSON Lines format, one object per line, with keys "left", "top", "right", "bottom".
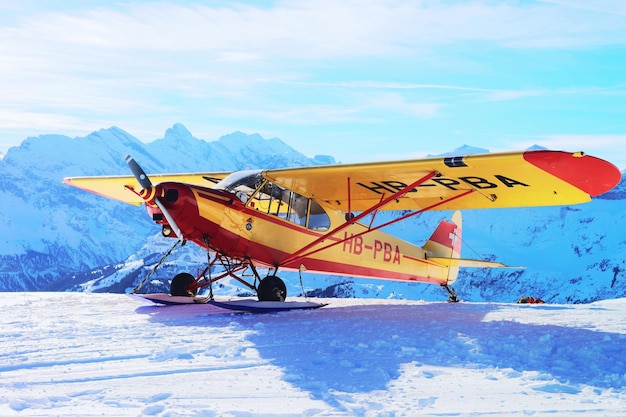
{"left": 149, "top": 181, "right": 449, "bottom": 285}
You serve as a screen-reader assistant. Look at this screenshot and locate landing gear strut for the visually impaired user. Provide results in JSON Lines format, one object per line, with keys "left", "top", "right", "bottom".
{"left": 257, "top": 275, "right": 287, "bottom": 301}
{"left": 442, "top": 284, "right": 459, "bottom": 303}
{"left": 136, "top": 237, "right": 288, "bottom": 301}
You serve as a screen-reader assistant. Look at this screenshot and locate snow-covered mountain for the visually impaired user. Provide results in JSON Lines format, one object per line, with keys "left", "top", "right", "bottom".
{"left": 0, "top": 124, "right": 332, "bottom": 292}
{"left": 1, "top": 124, "right": 624, "bottom": 303}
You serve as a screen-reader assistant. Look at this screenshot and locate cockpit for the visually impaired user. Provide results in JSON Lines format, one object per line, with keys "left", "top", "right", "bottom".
{"left": 214, "top": 171, "right": 330, "bottom": 231}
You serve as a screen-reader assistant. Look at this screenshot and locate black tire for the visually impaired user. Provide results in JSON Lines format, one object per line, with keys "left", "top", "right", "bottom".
{"left": 257, "top": 275, "right": 287, "bottom": 301}
{"left": 170, "top": 272, "right": 197, "bottom": 296}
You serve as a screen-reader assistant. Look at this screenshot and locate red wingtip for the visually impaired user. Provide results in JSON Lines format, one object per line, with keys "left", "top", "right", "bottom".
{"left": 523, "top": 150, "right": 622, "bottom": 197}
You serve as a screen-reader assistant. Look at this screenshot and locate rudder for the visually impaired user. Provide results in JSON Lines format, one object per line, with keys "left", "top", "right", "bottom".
{"left": 424, "top": 211, "right": 462, "bottom": 259}
{"left": 423, "top": 211, "right": 462, "bottom": 284}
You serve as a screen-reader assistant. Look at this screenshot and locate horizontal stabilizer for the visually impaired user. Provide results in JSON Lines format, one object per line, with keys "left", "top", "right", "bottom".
{"left": 427, "top": 257, "right": 522, "bottom": 269}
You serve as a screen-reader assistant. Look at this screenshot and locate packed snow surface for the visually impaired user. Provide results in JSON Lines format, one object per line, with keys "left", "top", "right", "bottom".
{"left": 1, "top": 293, "right": 625, "bottom": 416}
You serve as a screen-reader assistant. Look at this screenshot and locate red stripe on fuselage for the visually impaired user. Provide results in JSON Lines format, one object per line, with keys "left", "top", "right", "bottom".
{"left": 186, "top": 217, "right": 442, "bottom": 284}
{"left": 243, "top": 236, "right": 442, "bottom": 284}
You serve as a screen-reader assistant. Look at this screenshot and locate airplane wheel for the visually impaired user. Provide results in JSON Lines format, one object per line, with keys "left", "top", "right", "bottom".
{"left": 257, "top": 275, "right": 287, "bottom": 302}
{"left": 170, "top": 272, "right": 197, "bottom": 297}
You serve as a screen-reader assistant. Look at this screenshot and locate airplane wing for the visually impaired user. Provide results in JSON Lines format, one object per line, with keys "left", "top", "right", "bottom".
{"left": 262, "top": 150, "right": 622, "bottom": 211}
{"left": 63, "top": 172, "right": 230, "bottom": 205}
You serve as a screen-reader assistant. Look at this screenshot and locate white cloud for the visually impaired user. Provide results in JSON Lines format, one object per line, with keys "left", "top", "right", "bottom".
{"left": 0, "top": 1, "right": 625, "bottom": 158}
{"left": 291, "top": 81, "right": 491, "bottom": 93}
{"left": 2, "top": 1, "right": 624, "bottom": 95}
{"left": 484, "top": 90, "right": 546, "bottom": 102}
{"left": 538, "top": 0, "right": 626, "bottom": 17}
{"left": 4, "top": 1, "right": 626, "bottom": 65}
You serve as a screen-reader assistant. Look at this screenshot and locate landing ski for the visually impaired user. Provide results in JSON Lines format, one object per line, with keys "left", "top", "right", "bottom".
{"left": 129, "top": 293, "right": 327, "bottom": 312}
{"left": 129, "top": 293, "right": 210, "bottom": 305}
{"left": 208, "top": 299, "right": 327, "bottom": 313}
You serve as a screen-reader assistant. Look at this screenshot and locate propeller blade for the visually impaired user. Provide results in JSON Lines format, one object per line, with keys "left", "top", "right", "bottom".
{"left": 125, "top": 155, "right": 152, "bottom": 189}
{"left": 125, "top": 155, "right": 185, "bottom": 241}
{"left": 154, "top": 197, "right": 184, "bottom": 241}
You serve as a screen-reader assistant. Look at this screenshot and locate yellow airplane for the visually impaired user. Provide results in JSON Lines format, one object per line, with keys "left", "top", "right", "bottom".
{"left": 63, "top": 150, "right": 621, "bottom": 307}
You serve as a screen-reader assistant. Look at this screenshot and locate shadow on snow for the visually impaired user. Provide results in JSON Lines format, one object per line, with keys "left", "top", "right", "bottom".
{"left": 137, "top": 301, "right": 626, "bottom": 406}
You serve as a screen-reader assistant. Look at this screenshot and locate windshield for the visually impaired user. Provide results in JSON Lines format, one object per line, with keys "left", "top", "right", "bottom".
{"left": 214, "top": 170, "right": 264, "bottom": 201}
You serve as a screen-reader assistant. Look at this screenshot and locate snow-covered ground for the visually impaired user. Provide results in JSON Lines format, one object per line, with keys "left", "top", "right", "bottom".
{"left": 1, "top": 293, "right": 625, "bottom": 416}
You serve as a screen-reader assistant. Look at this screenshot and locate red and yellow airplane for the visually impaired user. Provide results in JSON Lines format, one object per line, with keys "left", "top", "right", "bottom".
{"left": 63, "top": 150, "right": 621, "bottom": 304}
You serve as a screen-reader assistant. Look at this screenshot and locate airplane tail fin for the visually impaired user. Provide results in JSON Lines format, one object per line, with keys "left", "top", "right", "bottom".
{"left": 423, "top": 211, "right": 463, "bottom": 284}
{"left": 423, "top": 211, "right": 520, "bottom": 285}
{"left": 424, "top": 211, "right": 463, "bottom": 259}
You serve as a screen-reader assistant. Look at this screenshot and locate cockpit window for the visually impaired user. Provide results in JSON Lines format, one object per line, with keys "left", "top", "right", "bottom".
{"left": 255, "top": 184, "right": 330, "bottom": 231}
{"left": 308, "top": 199, "right": 331, "bottom": 231}
{"left": 217, "top": 173, "right": 331, "bottom": 231}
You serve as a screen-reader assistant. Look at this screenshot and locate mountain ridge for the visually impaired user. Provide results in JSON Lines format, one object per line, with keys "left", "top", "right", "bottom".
{"left": 1, "top": 125, "right": 624, "bottom": 303}
{"left": 0, "top": 125, "right": 332, "bottom": 291}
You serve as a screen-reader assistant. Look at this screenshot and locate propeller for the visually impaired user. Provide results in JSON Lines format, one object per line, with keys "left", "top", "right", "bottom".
{"left": 125, "top": 155, "right": 152, "bottom": 189}
{"left": 125, "top": 155, "right": 184, "bottom": 241}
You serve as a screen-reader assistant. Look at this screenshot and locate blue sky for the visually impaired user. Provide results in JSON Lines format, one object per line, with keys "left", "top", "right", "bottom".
{"left": 0, "top": 0, "right": 625, "bottom": 168}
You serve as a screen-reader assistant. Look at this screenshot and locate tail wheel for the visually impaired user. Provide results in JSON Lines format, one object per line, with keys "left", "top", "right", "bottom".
{"left": 257, "top": 275, "right": 287, "bottom": 302}
{"left": 170, "top": 272, "right": 197, "bottom": 297}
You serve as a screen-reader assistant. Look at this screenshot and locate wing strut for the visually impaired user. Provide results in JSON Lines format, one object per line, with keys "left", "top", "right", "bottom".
{"left": 279, "top": 171, "right": 439, "bottom": 268}
{"left": 281, "top": 188, "right": 475, "bottom": 268}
